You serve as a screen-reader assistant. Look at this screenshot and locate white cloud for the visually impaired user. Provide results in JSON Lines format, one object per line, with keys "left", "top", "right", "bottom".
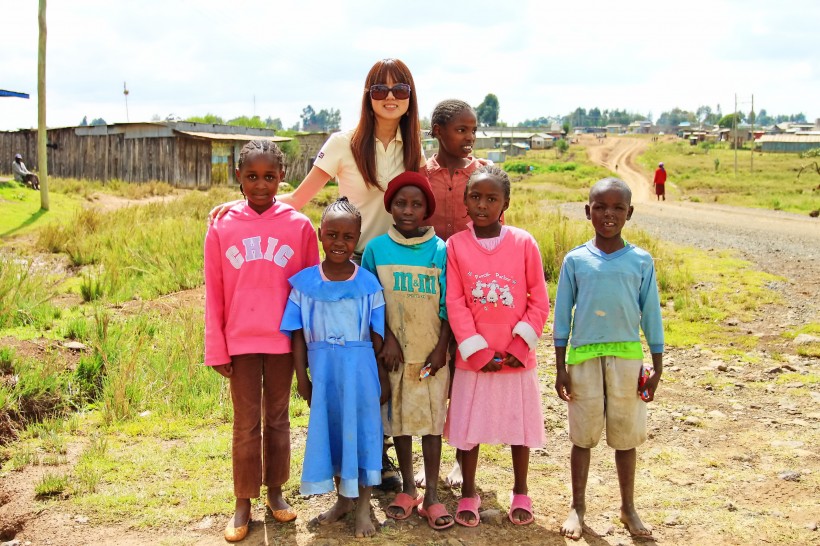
{"left": 1, "top": 0, "right": 817, "bottom": 132}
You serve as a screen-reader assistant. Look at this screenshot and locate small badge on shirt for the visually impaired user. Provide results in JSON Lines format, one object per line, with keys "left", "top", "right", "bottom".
{"left": 317, "top": 152, "right": 324, "bottom": 159}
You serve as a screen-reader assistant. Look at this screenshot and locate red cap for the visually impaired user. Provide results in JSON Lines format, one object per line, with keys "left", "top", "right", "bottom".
{"left": 383, "top": 171, "right": 436, "bottom": 219}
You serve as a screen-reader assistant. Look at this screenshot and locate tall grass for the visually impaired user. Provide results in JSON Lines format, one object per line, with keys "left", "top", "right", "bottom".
{"left": 0, "top": 253, "right": 60, "bottom": 330}
{"left": 37, "top": 188, "right": 235, "bottom": 301}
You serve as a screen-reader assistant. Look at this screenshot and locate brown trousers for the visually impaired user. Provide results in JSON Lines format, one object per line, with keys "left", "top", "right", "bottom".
{"left": 229, "top": 353, "right": 294, "bottom": 499}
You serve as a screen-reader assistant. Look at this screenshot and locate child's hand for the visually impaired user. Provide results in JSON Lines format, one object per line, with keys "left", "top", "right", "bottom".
{"left": 480, "top": 353, "right": 504, "bottom": 373}
{"left": 555, "top": 367, "right": 572, "bottom": 402}
{"left": 504, "top": 354, "right": 524, "bottom": 368}
{"left": 425, "top": 345, "right": 448, "bottom": 375}
{"left": 378, "top": 332, "right": 404, "bottom": 372}
{"left": 211, "top": 363, "right": 233, "bottom": 378}
{"left": 641, "top": 370, "right": 661, "bottom": 403}
{"left": 297, "top": 379, "right": 313, "bottom": 407}
{"left": 207, "top": 200, "right": 242, "bottom": 224}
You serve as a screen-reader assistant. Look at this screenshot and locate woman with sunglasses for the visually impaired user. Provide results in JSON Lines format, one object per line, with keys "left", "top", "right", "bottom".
{"left": 211, "top": 58, "right": 423, "bottom": 264}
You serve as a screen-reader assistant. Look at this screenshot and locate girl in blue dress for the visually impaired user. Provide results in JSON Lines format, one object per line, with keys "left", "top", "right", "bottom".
{"left": 281, "top": 197, "right": 389, "bottom": 539}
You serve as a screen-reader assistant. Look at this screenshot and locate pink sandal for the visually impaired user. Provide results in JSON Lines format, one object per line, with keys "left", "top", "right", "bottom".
{"left": 386, "top": 492, "right": 423, "bottom": 520}
{"left": 454, "top": 495, "right": 481, "bottom": 527}
{"left": 418, "top": 503, "right": 455, "bottom": 530}
{"left": 508, "top": 493, "right": 534, "bottom": 525}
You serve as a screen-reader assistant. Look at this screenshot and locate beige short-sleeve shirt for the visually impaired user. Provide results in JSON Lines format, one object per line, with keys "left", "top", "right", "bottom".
{"left": 313, "top": 129, "right": 407, "bottom": 255}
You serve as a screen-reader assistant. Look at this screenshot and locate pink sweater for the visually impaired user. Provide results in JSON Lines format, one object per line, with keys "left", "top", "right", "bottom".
{"left": 446, "top": 225, "right": 550, "bottom": 373}
{"left": 204, "top": 201, "right": 319, "bottom": 366}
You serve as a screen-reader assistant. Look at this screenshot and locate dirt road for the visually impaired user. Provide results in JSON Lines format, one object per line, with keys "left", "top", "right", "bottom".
{"left": 572, "top": 135, "right": 820, "bottom": 326}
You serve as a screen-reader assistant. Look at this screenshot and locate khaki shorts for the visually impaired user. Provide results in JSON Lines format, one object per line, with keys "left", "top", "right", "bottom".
{"left": 567, "top": 356, "right": 646, "bottom": 450}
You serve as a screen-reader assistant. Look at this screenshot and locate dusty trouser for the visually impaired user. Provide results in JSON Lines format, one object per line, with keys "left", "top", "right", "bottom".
{"left": 229, "top": 353, "right": 294, "bottom": 498}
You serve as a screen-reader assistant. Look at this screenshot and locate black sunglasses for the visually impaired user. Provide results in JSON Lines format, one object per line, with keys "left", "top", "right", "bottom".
{"left": 368, "top": 83, "right": 411, "bottom": 101}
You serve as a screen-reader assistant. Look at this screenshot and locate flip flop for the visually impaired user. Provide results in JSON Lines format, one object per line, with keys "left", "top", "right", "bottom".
{"left": 454, "top": 495, "right": 481, "bottom": 527}
{"left": 508, "top": 493, "right": 534, "bottom": 525}
{"left": 418, "top": 502, "right": 455, "bottom": 530}
{"left": 386, "top": 492, "right": 423, "bottom": 520}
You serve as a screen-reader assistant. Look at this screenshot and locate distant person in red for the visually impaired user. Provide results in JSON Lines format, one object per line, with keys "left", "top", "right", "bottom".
{"left": 653, "top": 162, "right": 666, "bottom": 201}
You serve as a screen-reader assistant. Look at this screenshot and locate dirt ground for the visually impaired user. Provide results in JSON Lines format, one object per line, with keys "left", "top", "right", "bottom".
{"left": 1, "top": 143, "right": 819, "bottom": 545}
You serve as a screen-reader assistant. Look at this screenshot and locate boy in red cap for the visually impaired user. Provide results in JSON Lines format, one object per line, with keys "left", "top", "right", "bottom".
{"left": 361, "top": 171, "right": 454, "bottom": 530}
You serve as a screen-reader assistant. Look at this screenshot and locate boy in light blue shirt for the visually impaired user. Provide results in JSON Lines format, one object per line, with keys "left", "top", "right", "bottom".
{"left": 554, "top": 177, "right": 663, "bottom": 540}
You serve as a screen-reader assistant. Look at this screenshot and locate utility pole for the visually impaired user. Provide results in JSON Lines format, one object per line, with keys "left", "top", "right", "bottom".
{"left": 750, "top": 94, "right": 754, "bottom": 173}
{"left": 123, "top": 82, "right": 129, "bottom": 122}
{"left": 733, "top": 93, "right": 738, "bottom": 177}
{"left": 38, "top": 0, "right": 49, "bottom": 210}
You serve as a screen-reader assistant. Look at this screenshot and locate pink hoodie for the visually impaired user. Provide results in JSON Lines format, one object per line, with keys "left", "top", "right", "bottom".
{"left": 204, "top": 201, "right": 319, "bottom": 366}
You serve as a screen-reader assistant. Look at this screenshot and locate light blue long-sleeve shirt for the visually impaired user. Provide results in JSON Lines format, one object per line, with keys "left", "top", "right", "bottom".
{"left": 553, "top": 240, "right": 664, "bottom": 354}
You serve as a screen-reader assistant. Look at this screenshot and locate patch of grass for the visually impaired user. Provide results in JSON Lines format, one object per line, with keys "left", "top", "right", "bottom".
{"left": 0, "top": 345, "right": 14, "bottom": 373}
{"left": 0, "top": 253, "right": 61, "bottom": 330}
{"left": 775, "top": 372, "right": 820, "bottom": 386}
{"left": 639, "top": 141, "right": 820, "bottom": 214}
{"left": 0, "top": 182, "right": 82, "bottom": 237}
{"left": 35, "top": 472, "right": 69, "bottom": 498}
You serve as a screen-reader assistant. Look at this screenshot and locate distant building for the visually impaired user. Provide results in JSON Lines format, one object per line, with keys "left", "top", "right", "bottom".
{"left": 627, "top": 120, "right": 653, "bottom": 134}
{"left": 757, "top": 133, "right": 820, "bottom": 153}
{"left": 0, "top": 122, "right": 332, "bottom": 188}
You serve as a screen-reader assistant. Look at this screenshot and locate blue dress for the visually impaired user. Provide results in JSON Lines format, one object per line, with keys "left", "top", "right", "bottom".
{"left": 281, "top": 265, "right": 385, "bottom": 498}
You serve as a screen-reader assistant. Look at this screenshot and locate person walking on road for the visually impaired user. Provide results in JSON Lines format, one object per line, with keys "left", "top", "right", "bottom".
{"left": 653, "top": 162, "right": 666, "bottom": 201}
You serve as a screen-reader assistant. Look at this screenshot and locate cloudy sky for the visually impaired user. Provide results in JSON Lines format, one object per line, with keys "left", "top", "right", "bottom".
{"left": 3, "top": 0, "right": 818, "bottom": 131}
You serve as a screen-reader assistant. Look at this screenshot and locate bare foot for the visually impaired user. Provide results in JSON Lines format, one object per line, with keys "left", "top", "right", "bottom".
{"left": 620, "top": 506, "right": 652, "bottom": 538}
{"left": 414, "top": 469, "right": 426, "bottom": 489}
{"left": 354, "top": 500, "right": 376, "bottom": 538}
{"left": 444, "top": 462, "right": 463, "bottom": 489}
{"left": 560, "top": 506, "right": 584, "bottom": 540}
{"left": 317, "top": 497, "right": 354, "bottom": 526}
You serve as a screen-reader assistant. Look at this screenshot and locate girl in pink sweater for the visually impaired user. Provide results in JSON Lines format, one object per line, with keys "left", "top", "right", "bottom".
{"left": 444, "top": 165, "right": 550, "bottom": 528}
{"left": 204, "top": 140, "right": 320, "bottom": 542}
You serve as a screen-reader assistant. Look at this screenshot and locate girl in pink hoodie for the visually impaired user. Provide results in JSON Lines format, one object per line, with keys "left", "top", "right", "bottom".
{"left": 204, "top": 140, "right": 319, "bottom": 542}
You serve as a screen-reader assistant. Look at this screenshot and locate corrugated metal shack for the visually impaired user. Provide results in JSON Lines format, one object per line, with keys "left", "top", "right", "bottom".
{"left": 0, "top": 122, "right": 296, "bottom": 188}
{"left": 757, "top": 133, "right": 820, "bottom": 153}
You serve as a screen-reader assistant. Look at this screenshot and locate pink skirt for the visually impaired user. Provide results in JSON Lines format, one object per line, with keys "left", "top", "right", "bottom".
{"left": 444, "top": 367, "right": 545, "bottom": 450}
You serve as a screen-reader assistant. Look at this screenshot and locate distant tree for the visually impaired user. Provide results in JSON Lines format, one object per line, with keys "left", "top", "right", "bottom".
{"left": 300, "top": 106, "right": 340, "bottom": 132}
{"left": 554, "top": 138, "right": 569, "bottom": 157}
{"left": 300, "top": 105, "right": 317, "bottom": 130}
{"left": 790, "top": 112, "right": 807, "bottom": 123}
{"left": 227, "top": 115, "right": 266, "bottom": 128}
{"left": 562, "top": 121, "right": 570, "bottom": 135}
{"left": 79, "top": 115, "right": 88, "bottom": 126}
{"left": 756, "top": 109, "right": 772, "bottom": 126}
{"left": 518, "top": 116, "right": 551, "bottom": 128}
{"left": 717, "top": 112, "right": 745, "bottom": 128}
{"left": 150, "top": 114, "right": 161, "bottom": 122}
{"left": 696, "top": 105, "right": 712, "bottom": 123}
{"left": 420, "top": 116, "right": 431, "bottom": 130}
{"left": 656, "top": 108, "right": 697, "bottom": 127}
{"left": 186, "top": 113, "right": 225, "bottom": 124}
{"left": 90, "top": 117, "right": 107, "bottom": 126}
{"left": 747, "top": 109, "right": 756, "bottom": 125}
{"left": 475, "top": 94, "right": 500, "bottom": 126}
{"left": 588, "top": 107, "right": 602, "bottom": 127}
{"left": 265, "top": 117, "right": 283, "bottom": 130}
{"left": 573, "top": 107, "right": 588, "bottom": 127}
{"left": 289, "top": 122, "right": 300, "bottom": 131}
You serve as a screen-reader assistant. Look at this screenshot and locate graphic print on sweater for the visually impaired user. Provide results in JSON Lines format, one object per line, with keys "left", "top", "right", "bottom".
{"left": 467, "top": 270, "right": 517, "bottom": 309}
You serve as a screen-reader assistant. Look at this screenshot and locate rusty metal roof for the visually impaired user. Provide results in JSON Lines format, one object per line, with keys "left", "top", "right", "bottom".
{"left": 175, "top": 130, "right": 291, "bottom": 142}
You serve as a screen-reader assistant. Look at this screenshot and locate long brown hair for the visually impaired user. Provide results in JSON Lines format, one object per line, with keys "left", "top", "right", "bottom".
{"left": 350, "top": 58, "right": 421, "bottom": 190}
